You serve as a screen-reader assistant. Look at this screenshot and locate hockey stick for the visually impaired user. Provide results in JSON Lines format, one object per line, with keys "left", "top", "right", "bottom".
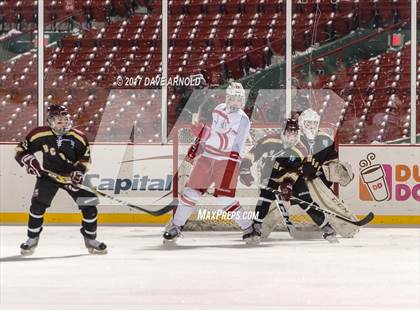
{"left": 271, "top": 191, "right": 297, "bottom": 236}
{"left": 41, "top": 170, "right": 176, "bottom": 216}
{"left": 159, "top": 124, "right": 206, "bottom": 210}
{"left": 268, "top": 189, "right": 322, "bottom": 240}
{"left": 269, "top": 188, "right": 374, "bottom": 227}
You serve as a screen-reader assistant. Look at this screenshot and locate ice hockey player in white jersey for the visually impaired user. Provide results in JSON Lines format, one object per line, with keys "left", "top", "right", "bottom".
{"left": 163, "top": 82, "right": 253, "bottom": 243}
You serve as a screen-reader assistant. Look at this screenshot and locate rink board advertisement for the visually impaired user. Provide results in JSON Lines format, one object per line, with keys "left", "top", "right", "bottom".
{"left": 0, "top": 144, "right": 175, "bottom": 224}
{"left": 339, "top": 145, "right": 420, "bottom": 224}
{"left": 1, "top": 144, "right": 419, "bottom": 225}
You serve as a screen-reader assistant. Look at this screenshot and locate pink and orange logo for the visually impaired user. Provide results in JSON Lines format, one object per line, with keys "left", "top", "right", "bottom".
{"left": 359, "top": 153, "right": 420, "bottom": 202}
{"left": 359, "top": 153, "right": 392, "bottom": 201}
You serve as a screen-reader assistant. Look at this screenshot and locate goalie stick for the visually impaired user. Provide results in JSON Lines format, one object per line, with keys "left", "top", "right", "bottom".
{"left": 268, "top": 188, "right": 374, "bottom": 227}
{"left": 41, "top": 170, "right": 176, "bottom": 216}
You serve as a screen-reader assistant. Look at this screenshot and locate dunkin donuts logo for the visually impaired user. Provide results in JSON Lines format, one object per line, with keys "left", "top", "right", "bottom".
{"left": 359, "top": 153, "right": 420, "bottom": 202}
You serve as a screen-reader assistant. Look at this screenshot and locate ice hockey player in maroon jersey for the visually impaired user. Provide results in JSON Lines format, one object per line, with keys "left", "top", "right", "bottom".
{"left": 15, "top": 105, "right": 107, "bottom": 255}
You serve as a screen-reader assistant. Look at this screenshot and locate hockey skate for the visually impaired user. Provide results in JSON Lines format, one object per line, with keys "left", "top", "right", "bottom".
{"left": 321, "top": 223, "right": 339, "bottom": 243}
{"left": 162, "top": 222, "right": 182, "bottom": 244}
{"left": 20, "top": 237, "right": 39, "bottom": 256}
{"left": 84, "top": 237, "right": 107, "bottom": 254}
{"left": 242, "top": 222, "right": 262, "bottom": 245}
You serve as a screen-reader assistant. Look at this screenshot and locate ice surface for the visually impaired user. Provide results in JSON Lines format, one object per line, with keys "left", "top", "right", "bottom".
{"left": 1, "top": 226, "right": 419, "bottom": 310}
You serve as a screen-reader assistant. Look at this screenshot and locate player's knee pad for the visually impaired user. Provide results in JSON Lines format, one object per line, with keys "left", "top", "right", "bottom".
{"left": 297, "top": 190, "right": 311, "bottom": 199}
{"left": 255, "top": 202, "right": 271, "bottom": 222}
{"left": 293, "top": 195, "right": 313, "bottom": 212}
{"left": 179, "top": 187, "right": 202, "bottom": 207}
{"left": 305, "top": 207, "right": 326, "bottom": 227}
{"left": 30, "top": 200, "right": 48, "bottom": 215}
{"left": 259, "top": 188, "right": 276, "bottom": 201}
{"left": 31, "top": 193, "right": 52, "bottom": 210}
{"left": 81, "top": 205, "right": 98, "bottom": 221}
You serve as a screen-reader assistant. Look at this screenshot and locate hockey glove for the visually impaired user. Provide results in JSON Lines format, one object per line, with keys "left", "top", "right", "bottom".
{"left": 279, "top": 178, "right": 294, "bottom": 201}
{"left": 65, "top": 171, "right": 84, "bottom": 192}
{"left": 239, "top": 168, "right": 254, "bottom": 187}
{"left": 302, "top": 158, "right": 322, "bottom": 179}
{"left": 190, "top": 123, "right": 210, "bottom": 139}
{"left": 70, "top": 170, "right": 84, "bottom": 185}
{"left": 20, "top": 154, "right": 42, "bottom": 177}
{"left": 186, "top": 141, "right": 203, "bottom": 163}
{"left": 64, "top": 184, "right": 80, "bottom": 192}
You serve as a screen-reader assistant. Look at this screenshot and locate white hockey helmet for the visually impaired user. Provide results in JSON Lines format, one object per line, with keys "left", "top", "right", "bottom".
{"left": 225, "top": 82, "right": 246, "bottom": 112}
{"left": 298, "top": 108, "right": 320, "bottom": 140}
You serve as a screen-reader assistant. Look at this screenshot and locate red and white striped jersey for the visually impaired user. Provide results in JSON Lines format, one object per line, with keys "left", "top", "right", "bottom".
{"left": 202, "top": 103, "right": 250, "bottom": 162}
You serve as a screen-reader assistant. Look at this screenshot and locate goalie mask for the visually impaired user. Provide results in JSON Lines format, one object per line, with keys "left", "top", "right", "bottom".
{"left": 298, "top": 108, "right": 320, "bottom": 141}
{"left": 47, "top": 105, "right": 72, "bottom": 136}
{"left": 281, "top": 118, "right": 299, "bottom": 148}
{"left": 225, "top": 82, "right": 246, "bottom": 112}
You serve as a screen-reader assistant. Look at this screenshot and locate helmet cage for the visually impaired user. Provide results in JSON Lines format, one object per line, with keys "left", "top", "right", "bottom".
{"left": 281, "top": 127, "right": 299, "bottom": 148}
{"left": 47, "top": 106, "right": 72, "bottom": 135}
{"left": 226, "top": 82, "right": 246, "bottom": 112}
{"left": 298, "top": 109, "right": 320, "bottom": 141}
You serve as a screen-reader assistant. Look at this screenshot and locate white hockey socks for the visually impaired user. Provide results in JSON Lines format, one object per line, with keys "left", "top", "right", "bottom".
{"left": 173, "top": 204, "right": 195, "bottom": 227}
{"left": 173, "top": 188, "right": 202, "bottom": 227}
{"left": 218, "top": 197, "right": 252, "bottom": 230}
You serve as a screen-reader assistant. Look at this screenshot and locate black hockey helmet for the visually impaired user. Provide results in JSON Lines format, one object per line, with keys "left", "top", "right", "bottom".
{"left": 282, "top": 118, "right": 299, "bottom": 148}
{"left": 47, "top": 104, "right": 69, "bottom": 118}
{"left": 284, "top": 118, "right": 299, "bottom": 132}
{"left": 47, "top": 105, "right": 72, "bottom": 135}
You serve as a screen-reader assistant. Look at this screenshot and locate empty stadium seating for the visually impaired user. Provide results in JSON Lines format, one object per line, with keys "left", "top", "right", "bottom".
{"left": 0, "top": 0, "right": 418, "bottom": 143}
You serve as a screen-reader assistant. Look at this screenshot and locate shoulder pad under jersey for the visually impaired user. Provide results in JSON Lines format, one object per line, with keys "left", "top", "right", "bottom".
{"left": 27, "top": 126, "right": 53, "bottom": 142}
{"left": 318, "top": 127, "right": 335, "bottom": 141}
{"left": 67, "top": 128, "right": 89, "bottom": 146}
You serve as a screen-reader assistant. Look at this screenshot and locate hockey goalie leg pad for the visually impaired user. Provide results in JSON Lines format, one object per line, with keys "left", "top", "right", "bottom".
{"left": 292, "top": 178, "right": 326, "bottom": 227}
{"left": 80, "top": 206, "right": 98, "bottom": 239}
{"left": 217, "top": 196, "right": 252, "bottom": 230}
{"left": 27, "top": 202, "right": 46, "bottom": 238}
{"left": 260, "top": 205, "right": 283, "bottom": 239}
{"left": 307, "top": 179, "right": 360, "bottom": 238}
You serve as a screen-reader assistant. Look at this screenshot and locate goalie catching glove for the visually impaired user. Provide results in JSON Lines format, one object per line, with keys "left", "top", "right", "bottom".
{"left": 322, "top": 160, "right": 354, "bottom": 186}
